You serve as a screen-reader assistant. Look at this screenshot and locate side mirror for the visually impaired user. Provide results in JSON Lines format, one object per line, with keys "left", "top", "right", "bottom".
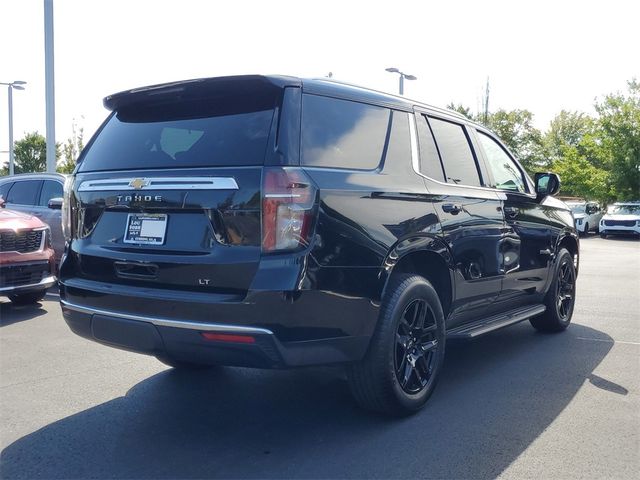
{"left": 48, "top": 197, "right": 63, "bottom": 210}
{"left": 534, "top": 172, "right": 561, "bottom": 197}
{"left": 0, "top": 197, "right": 5, "bottom": 209}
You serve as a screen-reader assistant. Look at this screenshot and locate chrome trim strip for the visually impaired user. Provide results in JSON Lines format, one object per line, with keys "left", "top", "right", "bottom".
{"left": 409, "top": 111, "right": 536, "bottom": 199}
{"left": 0, "top": 275, "right": 56, "bottom": 292}
{"left": 408, "top": 113, "right": 420, "bottom": 175}
{"left": 60, "top": 299, "right": 275, "bottom": 335}
{"left": 78, "top": 177, "right": 239, "bottom": 192}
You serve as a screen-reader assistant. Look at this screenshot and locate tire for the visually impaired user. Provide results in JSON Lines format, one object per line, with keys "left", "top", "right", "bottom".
{"left": 600, "top": 233, "right": 607, "bottom": 239}
{"left": 156, "top": 355, "right": 215, "bottom": 370}
{"left": 8, "top": 289, "right": 47, "bottom": 305}
{"left": 348, "top": 274, "right": 446, "bottom": 416}
{"left": 530, "top": 248, "right": 576, "bottom": 333}
{"left": 583, "top": 223, "right": 589, "bottom": 235}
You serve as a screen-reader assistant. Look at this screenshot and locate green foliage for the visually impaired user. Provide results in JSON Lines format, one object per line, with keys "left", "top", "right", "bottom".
{"left": 544, "top": 110, "right": 595, "bottom": 163}
{"left": 484, "top": 109, "right": 545, "bottom": 174}
{"left": 58, "top": 121, "right": 85, "bottom": 174}
{"left": 0, "top": 132, "right": 61, "bottom": 175}
{"left": 552, "top": 147, "right": 613, "bottom": 203}
{"left": 448, "top": 79, "right": 639, "bottom": 203}
{"left": 594, "top": 79, "right": 640, "bottom": 201}
{"left": 446, "top": 103, "right": 474, "bottom": 120}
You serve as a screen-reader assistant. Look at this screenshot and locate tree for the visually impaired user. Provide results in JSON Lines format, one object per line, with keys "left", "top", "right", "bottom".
{"left": 446, "top": 103, "right": 475, "bottom": 120}
{"left": 594, "top": 79, "right": 640, "bottom": 201}
{"left": 543, "top": 111, "right": 595, "bottom": 163}
{"left": 0, "top": 132, "right": 61, "bottom": 175}
{"left": 552, "top": 146, "right": 613, "bottom": 203}
{"left": 484, "top": 109, "right": 545, "bottom": 174}
{"left": 58, "top": 120, "right": 85, "bottom": 174}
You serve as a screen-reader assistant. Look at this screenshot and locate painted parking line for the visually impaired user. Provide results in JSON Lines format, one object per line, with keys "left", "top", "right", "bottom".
{"left": 577, "top": 336, "right": 640, "bottom": 346}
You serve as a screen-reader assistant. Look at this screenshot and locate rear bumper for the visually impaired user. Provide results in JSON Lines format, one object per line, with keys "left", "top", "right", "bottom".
{"left": 60, "top": 299, "right": 370, "bottom": 368}
{"left": 59, "top": 278, "right": 377, "bottom": 368}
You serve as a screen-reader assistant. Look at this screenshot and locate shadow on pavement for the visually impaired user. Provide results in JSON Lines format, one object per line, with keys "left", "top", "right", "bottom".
{"left": 0, "top": 322, "right": 614, "bottom": 479}
{"left": 0, "top": 301, "right": 48, "bottom": 327}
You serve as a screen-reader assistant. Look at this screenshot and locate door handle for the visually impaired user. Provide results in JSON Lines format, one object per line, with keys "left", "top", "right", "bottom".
{"left": 442, "top": 203, "right": 463, "bottom": 215}
{"left": 503, "top": 206, "right": 519, "bottom": 218}
{"left": 539, "top": 249, "right": 553, "bottom": 256}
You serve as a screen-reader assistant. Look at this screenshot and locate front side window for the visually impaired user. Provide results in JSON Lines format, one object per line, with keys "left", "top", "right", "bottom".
{"left": 477, "top": 131, "right": 527, "bottom": 193}
{"left": 301, "top": 95, "right": 393, "bottom": 170}
{"left": 39, "top": 180, "right": 63, "bottom": 206}
{"left": 6, "top": 180, "right": 41, "bottom": 205}
{"left": 428, "top": 117, "right": 481, "bottom": 186}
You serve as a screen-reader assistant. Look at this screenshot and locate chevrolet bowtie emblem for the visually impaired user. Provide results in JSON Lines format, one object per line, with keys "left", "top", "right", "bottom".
{"left": 129, "top": 178, "right": 148, "bottom": 190}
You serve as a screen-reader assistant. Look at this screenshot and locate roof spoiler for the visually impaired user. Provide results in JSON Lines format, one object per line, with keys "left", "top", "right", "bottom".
{"left": 103, "top": 75, "right": 300, "bottom": 111}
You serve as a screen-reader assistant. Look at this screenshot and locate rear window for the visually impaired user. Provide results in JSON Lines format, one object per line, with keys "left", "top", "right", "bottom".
{"left": 78, "top": 95, "right": 276, "bottom": 172}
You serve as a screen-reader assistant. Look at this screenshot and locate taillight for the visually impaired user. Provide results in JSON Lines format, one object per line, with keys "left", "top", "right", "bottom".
{"left": 262, "top": 167, "right": 317, "bottom": 252}
{"left": 62, "top": 176, "right": 75, "bottom": 241}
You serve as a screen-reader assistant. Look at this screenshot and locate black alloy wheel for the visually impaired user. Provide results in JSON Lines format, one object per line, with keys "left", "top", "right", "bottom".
{"left": 530, "top": 248, "right": 576, "bottom": 332}
{"left": 348, "top": 274, "right": 446, "bottom": 416}
{"left": 556, "top": 257, "right": 576, "bottom": 321}
{"left": 394, "top": 299, "right": 439, "bottom": 394}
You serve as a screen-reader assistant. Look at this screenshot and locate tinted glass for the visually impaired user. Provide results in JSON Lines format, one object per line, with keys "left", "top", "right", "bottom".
{"left": 384, "top": 111, "right": 412, "bottom": 169}
{"left": 416, "top": 115, "right": 445, "bottom": 181}
{"left": 477, "top": 131, "right": 526, "bottom": 193}
{"left": 6, "top": 180, "right": 41, "bottom": 205}
{"left": 0, "top": 182, "right": 12, "bottom": 201}
{"left": 79, "top": 95, "right": 276, "bottom": 172}
{"left": 302, "top": 95, "right": 391, "bottom": 170}
{"left": 428, "top": 117, "right": 481, "bottom": 186}
{"left": 39, "top": 180, "right": 64, "bottom": 206}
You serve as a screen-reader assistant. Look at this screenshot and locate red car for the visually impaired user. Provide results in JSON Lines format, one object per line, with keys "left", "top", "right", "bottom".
{"left": 0, "top": 201, "right": 56, "bottom": 304}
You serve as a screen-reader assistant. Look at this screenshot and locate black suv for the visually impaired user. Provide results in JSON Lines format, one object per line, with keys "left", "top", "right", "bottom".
{"left": 59, "top": 75, "right": 578, "bottom": 415}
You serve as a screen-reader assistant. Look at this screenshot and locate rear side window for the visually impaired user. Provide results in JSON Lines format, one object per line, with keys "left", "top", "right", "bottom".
{"left": 6, "top": 180, "right": 41, "bottom": 205}
{"left": 301, "top": 95, "right": 393, "bottom": 170}
{"left": 39, "top": 180, "right": 64, "bottom": 206}
{"left": 428, "top": 117, "right": 481, "bottom": 187}
{"left": 415, "top": 115, "right": 445, "bottom": 181}
{"left": 78, "top": 94, "right": 276, "bottom": 172}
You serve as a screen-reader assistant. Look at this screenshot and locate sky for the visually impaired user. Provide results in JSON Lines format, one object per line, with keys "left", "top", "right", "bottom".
{"left": 0, "top": 0, "right": 638, "bottom": 167}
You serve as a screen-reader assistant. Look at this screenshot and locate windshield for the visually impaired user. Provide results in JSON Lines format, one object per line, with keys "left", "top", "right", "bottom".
{"left": 607, "top": 205, "right": 640, "bottom": 215}
{"left": 568, "top": 204, "right": 586, "bottom": 214}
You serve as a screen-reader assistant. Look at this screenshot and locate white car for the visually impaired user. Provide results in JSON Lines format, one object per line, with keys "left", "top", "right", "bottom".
{"left": 566, "top": 201, "right": 603, "bottom": 235}
{"left": 599, "top": 202, "right": 640, "bottom": 238}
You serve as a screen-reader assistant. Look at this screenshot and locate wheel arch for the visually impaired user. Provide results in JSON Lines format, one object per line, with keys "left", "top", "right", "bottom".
{"left": 556, "top": 231, "right": 580, "bottom": 276}
{"left": 380, "top": 236, "right": 454, "bottom": 320}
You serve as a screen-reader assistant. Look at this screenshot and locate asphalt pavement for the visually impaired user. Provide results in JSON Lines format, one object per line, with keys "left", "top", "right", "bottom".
{"left": 1, "top": 236, "right": 638, "bottom": 479}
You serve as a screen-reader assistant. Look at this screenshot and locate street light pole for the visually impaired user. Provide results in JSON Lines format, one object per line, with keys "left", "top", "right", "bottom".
{"left": 1, "top": 81, "right": 26, "bottom": 176}
{"left": 8, "top": 86, "right": 13, "bottom": 175}
{"left": 385, "top": 67, "right": 417, "bottom": 96}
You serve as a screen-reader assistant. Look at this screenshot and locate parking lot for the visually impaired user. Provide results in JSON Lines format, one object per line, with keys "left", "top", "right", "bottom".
{"left": 1, "top": 236, "right": 638, "bottom": 479}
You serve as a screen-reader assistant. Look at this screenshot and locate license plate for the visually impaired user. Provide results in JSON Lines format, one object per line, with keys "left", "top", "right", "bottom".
{"left": 123, "top": 213, "right": 168, "bottom": 245}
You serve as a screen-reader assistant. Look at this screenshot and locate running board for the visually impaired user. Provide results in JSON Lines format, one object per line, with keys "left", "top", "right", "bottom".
{"left": 447, "top": 304, "right": 546, "bottom": 339}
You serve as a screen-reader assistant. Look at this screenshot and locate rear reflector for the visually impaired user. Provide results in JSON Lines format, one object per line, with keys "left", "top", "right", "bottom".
{"left": 200, "top": 332, "right": 256, "bottom": 344}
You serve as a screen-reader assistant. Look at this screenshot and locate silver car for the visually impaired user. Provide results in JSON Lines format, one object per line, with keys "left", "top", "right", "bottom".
{"left": 0, "top": 173, "right": 66, "bottom": 265}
